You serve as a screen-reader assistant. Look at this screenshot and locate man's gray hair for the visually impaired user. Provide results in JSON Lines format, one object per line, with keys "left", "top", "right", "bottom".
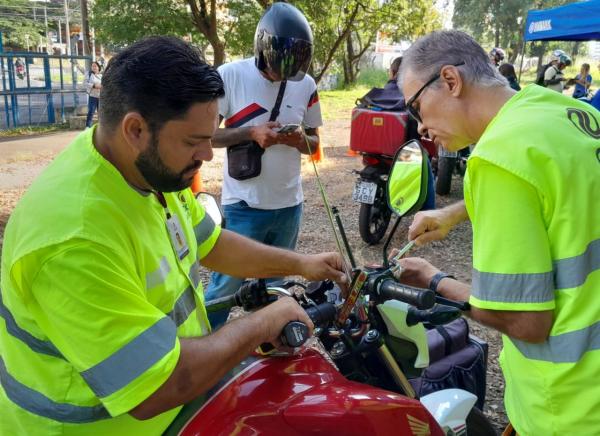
{"left": 399, "top": 30, "right": 508, "bottom": 90}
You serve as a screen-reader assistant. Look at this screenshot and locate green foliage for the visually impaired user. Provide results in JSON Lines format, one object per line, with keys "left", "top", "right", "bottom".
{"left": 356, "top": 68, "right": 388, "bottom": 89}
{"left": 0, "top": 0, "right": 44, "bottom": 49}
{"left": 91, "top": 0, "right": 196, "bottom": 46}
{"left": 225, "top": 0, "right": 263, "bottom": 58}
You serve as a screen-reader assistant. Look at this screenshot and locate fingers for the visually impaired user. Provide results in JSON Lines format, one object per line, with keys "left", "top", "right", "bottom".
{"left": 413, "top": 229, "right": 445, "bottom": 246}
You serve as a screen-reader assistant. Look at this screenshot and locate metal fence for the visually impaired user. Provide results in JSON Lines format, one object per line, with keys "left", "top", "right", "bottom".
{"left": 0, "top": 52, "right": 92, "bottom": 130}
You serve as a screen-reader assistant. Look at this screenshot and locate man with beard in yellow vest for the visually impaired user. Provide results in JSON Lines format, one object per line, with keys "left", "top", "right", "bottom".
{"left": 0, "top": 36, "right": 346, "bottom": 435}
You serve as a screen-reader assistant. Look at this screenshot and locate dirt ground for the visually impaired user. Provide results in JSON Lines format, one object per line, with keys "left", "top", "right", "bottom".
{"left": 0, "top": 123, "right": 507, "bottom": 432}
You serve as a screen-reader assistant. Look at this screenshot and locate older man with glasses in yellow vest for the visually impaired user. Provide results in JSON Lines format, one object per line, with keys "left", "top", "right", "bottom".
{"left": 396, "top": 30, "right": 600, "bottom": 435}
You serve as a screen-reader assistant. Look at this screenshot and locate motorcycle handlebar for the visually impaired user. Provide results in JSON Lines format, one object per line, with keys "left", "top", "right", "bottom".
{"left": 281, "top": 302, "right": 337, "bottom": 347}
{"left": 378, "top": 279, "right": 435, "bottom": 310}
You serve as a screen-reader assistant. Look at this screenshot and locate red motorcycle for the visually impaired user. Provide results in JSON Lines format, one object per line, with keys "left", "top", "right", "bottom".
{"left": 170, "top": 142, "right": 496, "bottom": 435}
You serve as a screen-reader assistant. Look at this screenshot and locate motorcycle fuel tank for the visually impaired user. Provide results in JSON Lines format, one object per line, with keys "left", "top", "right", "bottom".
{"left": 178, "top": 349, "right": 443, "bottom": 436}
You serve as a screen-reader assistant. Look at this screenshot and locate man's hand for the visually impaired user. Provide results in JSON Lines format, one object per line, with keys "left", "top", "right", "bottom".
{"left": 397, "top": 257, "right": 441, "bottom": 289}
{"left": 276, "top": 128, "right": 306, "bottom": 150}
{"left": 258, "top": 297, "right": 314, "bottom": 345}
{"left": 408, "top": 200, "right": 468, "bottom": 246}
{"left": 298, "top": 252, "right": 349, "bottom": 286}
{"left": 250, "top": 122, "right": 282, "bottom": 149}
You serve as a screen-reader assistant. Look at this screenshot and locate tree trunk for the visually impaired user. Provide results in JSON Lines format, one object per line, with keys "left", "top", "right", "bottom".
{"left": 571, "top": 41, "right": 581, "bottom": 64}
{"left": 344, "top": 33, "right": 356, "bottom": 85}
{"left": 188, "top": 0, "right": 226, "bottom": 66}
{"left": 313, "top": 1, "right": 361, "bottom": 84}
{"left": 342, "top": 56, "right": 351, "bottom": 86}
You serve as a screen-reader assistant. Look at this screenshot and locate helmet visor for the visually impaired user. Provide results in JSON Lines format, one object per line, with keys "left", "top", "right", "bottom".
{"left": 259, "top": 35, "right": 313, "bottom": 81}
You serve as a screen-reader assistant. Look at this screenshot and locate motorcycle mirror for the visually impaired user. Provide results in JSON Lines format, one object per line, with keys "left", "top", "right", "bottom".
{"left": 195, "top": 192, "right": 225, "bottom": 228}
{"left": 386, "top": 140, "right": 428, "bottom": 217}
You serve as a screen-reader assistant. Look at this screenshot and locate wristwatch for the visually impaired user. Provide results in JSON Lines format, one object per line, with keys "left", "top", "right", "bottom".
{"left": 428, "top": 271, "right": 456, "bottom": 293}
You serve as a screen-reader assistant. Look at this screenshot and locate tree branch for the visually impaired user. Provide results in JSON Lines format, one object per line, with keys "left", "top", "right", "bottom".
{"left": 255, "top": 0, "right": 271, "bottom": 9}
{"left": 187, "top": 0, "right": 209, "bottom": 35}
{"left": 314, "top": 1, "right": 363, "bottom": 83}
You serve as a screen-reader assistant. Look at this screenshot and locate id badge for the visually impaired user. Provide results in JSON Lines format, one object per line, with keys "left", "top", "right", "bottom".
{"left": 166, "top": 213, "right": 189, "bottom": 260}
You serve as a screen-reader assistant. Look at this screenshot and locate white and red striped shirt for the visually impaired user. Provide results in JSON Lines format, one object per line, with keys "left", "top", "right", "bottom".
{"left": 217, "top": 58, "right": 322, "bottom": 209}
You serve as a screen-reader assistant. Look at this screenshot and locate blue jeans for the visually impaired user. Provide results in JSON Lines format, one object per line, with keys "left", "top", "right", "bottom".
{"left": 86, "top": 96, "right": 99, "bottom": 128}
{"left": 205, "top": 201, "right": 303, "bottom": 329}
{"left": 422, "top": 157, "right": 436, "bottom": 210}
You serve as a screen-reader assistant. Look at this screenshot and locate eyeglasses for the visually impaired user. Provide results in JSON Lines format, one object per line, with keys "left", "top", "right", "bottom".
{"left": 405, "top": 61, "right": 465, "bottom": 123}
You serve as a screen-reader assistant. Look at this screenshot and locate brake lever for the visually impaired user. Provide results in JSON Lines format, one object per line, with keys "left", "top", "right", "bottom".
{"left": 435, "top": 295, "right": 471, "bottom": 311}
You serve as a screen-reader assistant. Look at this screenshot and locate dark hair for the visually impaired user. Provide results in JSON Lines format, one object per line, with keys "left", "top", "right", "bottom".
{"left": 498, "top": 63, "right": 517, "bottom": 79}
{"left": 390, "top": 57, "right": 403, "bottom": 77}
{"left": 99, "top": 36, "right": 224, "bottom": 133}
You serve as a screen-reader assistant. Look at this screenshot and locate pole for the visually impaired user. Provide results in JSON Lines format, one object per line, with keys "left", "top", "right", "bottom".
{"left": 80, "top": 0, "right": 91, "bottom": 68}
{"left": 64, "top": 0, "right": 71, "bottom": 55}
{"left": 91, "top": 28, "right": 96, "bottom": 61}
{"left": 518, "top": 41, "right": 527, "bottom": 83}
{"left": 58, "top": 20, "right": 62, "bottom": 47}
{"left": 44, "top": 3, "right": 50, "bottom": 54}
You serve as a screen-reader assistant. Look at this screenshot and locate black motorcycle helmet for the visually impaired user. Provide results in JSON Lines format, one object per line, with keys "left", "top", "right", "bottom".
{"left": 254, "top": 2, "right": 313, "bottom": 82}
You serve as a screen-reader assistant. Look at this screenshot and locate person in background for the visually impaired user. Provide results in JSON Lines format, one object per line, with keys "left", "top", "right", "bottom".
{"left": 499, "top": 63, "right": 521, "bottom": 91}
{"left": 85, "top": 61, "right": 102, "bottom": 128}
{"left": 544, "top": 54, "right": 572, "bottom": 93}
{"left": 205, "top": 3, "right": 322, "bottom": 328}
{"left": 572, "top": 63, "right": 592, "bottom": 99}
{"left": 489, "top": 47, "right": 505, "bottom": 67}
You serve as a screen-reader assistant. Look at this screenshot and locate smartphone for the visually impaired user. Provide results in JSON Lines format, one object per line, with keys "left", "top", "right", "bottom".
{"left": 277, "top": 124, "right": 300, "bottom": 134}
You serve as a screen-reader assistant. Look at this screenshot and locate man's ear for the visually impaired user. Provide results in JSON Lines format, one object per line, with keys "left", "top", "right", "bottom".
{"left": 440, "top": 65, "right": 463, "bottom": 97}
{"left": 121, "top": 113, "right": 152, "bottom": 153}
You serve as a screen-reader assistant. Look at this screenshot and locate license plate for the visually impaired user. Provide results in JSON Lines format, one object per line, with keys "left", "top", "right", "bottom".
{"left": 352, "top": 180, "right": 378, "bottom": 204}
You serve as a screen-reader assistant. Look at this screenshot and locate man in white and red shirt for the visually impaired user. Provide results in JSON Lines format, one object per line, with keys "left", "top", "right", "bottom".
{"left": 206, "top": 2, "right": 323, "bottom": 327}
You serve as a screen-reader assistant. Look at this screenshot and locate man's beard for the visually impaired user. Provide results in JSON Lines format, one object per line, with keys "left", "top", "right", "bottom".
{"left": 135, "top": 133, "right": 200, "bottom": 192}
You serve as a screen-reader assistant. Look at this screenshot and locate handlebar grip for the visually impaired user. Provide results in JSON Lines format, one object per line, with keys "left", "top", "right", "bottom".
{"left": 378, "top": 279, "right": 435, "bottom": 310}
{"left": 281, "top": 321, "right": 310, "bottom": 347}
{"left": 280, "top": 303, "right": 337, "bottom": 348}
{"left": 305, "top": 302, "right": 337, "bottom": 326}
{"left": 204, "top": 295, "right": 237, "bottom": 313}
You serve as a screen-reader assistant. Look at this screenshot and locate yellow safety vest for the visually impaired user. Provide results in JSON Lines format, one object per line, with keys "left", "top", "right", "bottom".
{"left": 464, "top": 85, "right": 600, "bottom": 435}
{"left": 0, "top": 127, "right": 220, "bottom": 435}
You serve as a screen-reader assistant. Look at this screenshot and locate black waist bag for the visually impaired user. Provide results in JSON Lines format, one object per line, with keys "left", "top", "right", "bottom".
{"left": 227, "top": 141, "right": 264, "bottom": 181}
{"left": 409, "top": 318, "right": 488, "bottom": 410}
{"left": 227, "top": 80, "right": 287, "bottom": 181}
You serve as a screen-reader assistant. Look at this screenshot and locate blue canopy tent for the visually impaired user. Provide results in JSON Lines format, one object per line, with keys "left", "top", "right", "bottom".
{"left": 519, "top": 0, "right": 600, "bottom": 79}
{"left": 524, "top": 0, "right": 600, "bottom": 42}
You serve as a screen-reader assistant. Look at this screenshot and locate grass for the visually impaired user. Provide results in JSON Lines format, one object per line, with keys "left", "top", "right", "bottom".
{"left": 320, "top": 86, "right": 370, "bottom": 121}
{"left": 0, "top": 123, "right": 70, "bottom": 138}
{"left": 319, "top": 67, "right": 392, "bottom": 121}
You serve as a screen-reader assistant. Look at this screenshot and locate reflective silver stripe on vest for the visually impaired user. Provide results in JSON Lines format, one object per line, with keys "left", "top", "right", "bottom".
{"left": 145, "top": 257, "right": 171, "bottom": 290}
{"left": 80, "top": 317, "right": 177, "bottom": 398}
{"left": 0, "top": 290, "right": 63, "bottom": 359}
{"left": 0, "top": 357, "right": 110, "bottom": 423}
{"left": 554, "top": 239, "right": 600, "bottom": 290}
{"left": 472, "top": 238, "right": 600, "bottom": 304}
{"left": 167, "top": 286, "right": 197, "bottom": 327}
{"left": 472, "top": 269, "right": 554, "bottom": 303}
{"left": 194, "top": 214, "right": 216, "bottom": 246}
{"left": 189, "top": 262, "right": 202, "bottom": 289}
{"left": 511, "top": 320, "right": 600, "bottom": 363}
